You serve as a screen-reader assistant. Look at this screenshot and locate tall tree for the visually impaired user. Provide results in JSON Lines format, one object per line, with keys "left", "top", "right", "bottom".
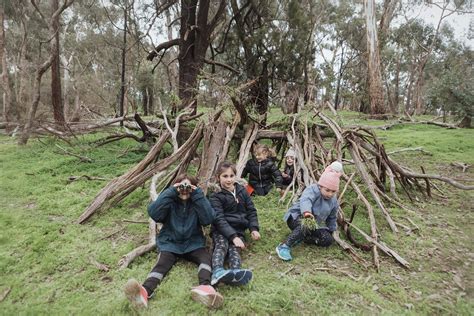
{"left": 50, "top": 0, "right": 66, "bottom": 125}
{"left": 119, "top": 0, "right": 129, "bottom": 125}
{"left": 0, "top": 5, "right": 13, "bottom": 129}
{"left": 147, "top": 0, "right": 226, "bottom": 111}
{"left": 364, "top": 0, "right": 385, "bottom": 114}
{"left": 19, "top": 0, "right": 75, "bottom": 145}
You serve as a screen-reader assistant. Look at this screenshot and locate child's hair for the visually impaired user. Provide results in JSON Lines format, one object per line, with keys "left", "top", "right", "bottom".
{"left": 173, "top": 173, "right": 198, "bottom": 186}
{"left": 254, "top": 143, "right": 276, "bottom": 158}
{"left": 215, "top": 161, "right": 237, "bottom": 178}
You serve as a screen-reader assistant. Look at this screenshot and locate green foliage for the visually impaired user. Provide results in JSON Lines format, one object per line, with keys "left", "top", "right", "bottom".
{"left": 426, "top": 45, "right": 473, "bottom": 119}
{"left": 0, "top": 114, "right": 473, "bottom": 314}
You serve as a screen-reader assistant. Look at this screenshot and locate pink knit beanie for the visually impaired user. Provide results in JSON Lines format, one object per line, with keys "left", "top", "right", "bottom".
{"left": 318, "top": 162, "right": 343, "bottom": 191}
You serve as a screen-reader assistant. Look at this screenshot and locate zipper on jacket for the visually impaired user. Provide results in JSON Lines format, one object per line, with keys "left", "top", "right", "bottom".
{"left": 258, "top": 162, "right": 262, "bottom": 187}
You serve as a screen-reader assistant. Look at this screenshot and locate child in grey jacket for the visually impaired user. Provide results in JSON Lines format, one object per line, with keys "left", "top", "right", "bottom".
{"left": 276, "top": 161, "right": 343, "bottom": 261}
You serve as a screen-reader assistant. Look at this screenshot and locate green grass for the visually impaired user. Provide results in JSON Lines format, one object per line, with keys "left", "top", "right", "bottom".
{"left": 0, "top": 113, "right": 473, "bottom": 315}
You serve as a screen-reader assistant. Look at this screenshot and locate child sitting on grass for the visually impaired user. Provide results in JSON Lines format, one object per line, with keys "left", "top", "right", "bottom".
{"left": 124, "top": 174, "right": 223, "bottom": 309}
{"left": 210, "top": 162, "right": 260, "bottom": 286}
{"left": 276, "top": 161, "right": 343, "bottom": 261}
{"left": 281, "top": 148, "right": 296, "bottom": 187}
{"left": 242, "top": 143, "right": 283, "bottom": 196}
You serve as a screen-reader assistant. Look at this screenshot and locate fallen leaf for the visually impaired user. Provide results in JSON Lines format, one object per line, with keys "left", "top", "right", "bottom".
{"left": 372, "top": 285, "right": 379, "bottom": 291}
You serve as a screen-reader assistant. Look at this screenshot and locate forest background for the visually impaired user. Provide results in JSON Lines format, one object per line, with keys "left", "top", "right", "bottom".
{"left": 0, "top": 0, "right": 473, "bottom": 314}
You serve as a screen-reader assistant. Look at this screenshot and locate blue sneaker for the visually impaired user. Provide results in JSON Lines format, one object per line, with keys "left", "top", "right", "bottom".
{"left": 276, "top": 243, "right": 292, "bottom": 261}
{"left": 211, "top": 268, "right": 235, "bottom": 286}
{"left": 229, "top": 269, "right": 253, "bottom": 286}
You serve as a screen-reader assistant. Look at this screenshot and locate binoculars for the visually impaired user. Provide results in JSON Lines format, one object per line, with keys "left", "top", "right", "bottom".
{"left": 177, "top": 183, "right": 192, "bottom": 193}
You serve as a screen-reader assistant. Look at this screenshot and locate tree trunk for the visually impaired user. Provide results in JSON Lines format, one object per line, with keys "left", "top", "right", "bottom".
{"left": 19, "top": 56, "right": 55, "bottom": 145}
{"left": 334, "top": 43, "right": 345, "bottom": 110}
{"left": 164, "top": 6, "right": 178, "bottom": 95}
{"left": 16, "top": 13, "right": 29, "bottom": 121}
{"left": 0, "top": 8, "right": 13, "bottom": 130}
{"left": 142, "top": 87, "right": 149, "bottom": 116}
{"left": 458, "top": 115, "right": 471, "bottom": 128}
{"left": 119, "top": 1, "right": 128, "bottom": 125}
{"left": 50, "top": 0, "right": 65, "bottom": 125}
{"left": 364, "top": 0, "right": 385, "bottom": 115}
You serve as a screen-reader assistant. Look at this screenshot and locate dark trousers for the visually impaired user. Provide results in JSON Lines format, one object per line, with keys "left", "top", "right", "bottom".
{"left": 252, "top": 184, "right": 272, "bottom": 196}
{"left": 212, "top": 232, "right": 241, "bottom": 270}
{"left": 142, "top": 247, "right": 212, "bottom": 296}
{"left": 285, "top": 216, "right": 335, "bottom": 248}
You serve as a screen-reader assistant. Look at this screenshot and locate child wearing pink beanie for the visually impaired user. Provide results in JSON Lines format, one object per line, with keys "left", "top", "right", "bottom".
{"left": 318, "top": 161, "right": 343, "bottom": 191}
{"left": 275, "top": 161, "right": 343, "bottom": 261}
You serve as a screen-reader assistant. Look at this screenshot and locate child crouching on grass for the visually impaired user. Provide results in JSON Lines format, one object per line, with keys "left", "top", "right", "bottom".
{"left": 124, "top": 174, "right": 223, "bottom": 309}
{"left": 242, "top": 143, "right": 283, "bottom": 196}
{"left": 276, "top": 161, "right": 343, "bottom": 261}
{"left": 210, "top": 162, "right": 260, "bottom": 286}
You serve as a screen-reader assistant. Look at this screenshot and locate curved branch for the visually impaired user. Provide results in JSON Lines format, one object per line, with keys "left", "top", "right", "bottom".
{"left": 204, "top": 59, "right": 239, "bottom": 73}
{"left": 147, "top": 38, "right": 181, "bottom": 61}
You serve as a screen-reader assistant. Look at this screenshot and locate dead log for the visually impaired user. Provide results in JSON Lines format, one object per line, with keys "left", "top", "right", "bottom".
{"left": 77, "top": 123, "right": 204, "bottom": 224}
{"left": 236, "top": 122, "right": 259, "bottom": 177}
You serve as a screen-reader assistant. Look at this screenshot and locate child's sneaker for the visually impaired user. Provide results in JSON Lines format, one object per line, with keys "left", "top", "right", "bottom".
{"left": 229, "top": 269, "right": 253, "bottom": 285}
{"left": 211, "top": 268, "right": 235, "bottom": 285}
{"left": 124, "top": 278, "right": 148, "bottom": 308}
{"left": 190, "top": 285, "right": 224, "bottom": 308}
{"left": 276, "top": 243, "right": 292, "bottom": 261}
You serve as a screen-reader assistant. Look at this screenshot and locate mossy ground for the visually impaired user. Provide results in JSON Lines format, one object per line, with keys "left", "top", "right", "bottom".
{"left": 0, "top": 111, "right": 472, "bottom": 315}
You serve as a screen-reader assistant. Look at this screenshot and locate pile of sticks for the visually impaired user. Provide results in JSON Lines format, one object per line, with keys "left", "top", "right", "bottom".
{"left": 75, "top": 106, "right": 472, "bottom": 270}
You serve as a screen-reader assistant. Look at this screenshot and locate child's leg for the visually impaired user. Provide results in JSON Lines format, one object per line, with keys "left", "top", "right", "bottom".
{"left": 184, "top": 247, "right": 213, "bottom": 285}
{"left": 187, "top": 248, "right": 224, "bottom": 308}
{"left": 309, "top": 228, "right": 335, "bottom": 247}
{"left": 212, "top": 233, "right": 229, "bottom": 270}
{"left": 284, "top": 216, "right": 305, "bottom": 247}
{"left": 227, "top": 244, "right": 242, "bottom": 270}
{"left": 142, "top": 251, "right": 177, "bottom": 296}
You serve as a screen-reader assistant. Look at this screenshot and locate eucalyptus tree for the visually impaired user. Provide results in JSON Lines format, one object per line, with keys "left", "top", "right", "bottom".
{"left": 19, "top": 0, "right": 75, "bottom": 145}
{"left": 0, "top": 4, "right": 13, "bottom": 128}
{"left": 147, "top": 0, "right": 226, "bottom": 111}
{"left": 426, "top": 43, "right": 472, "bottom": 127}
{"left": 364, "top": 0, "right": 385, "bottom": 114}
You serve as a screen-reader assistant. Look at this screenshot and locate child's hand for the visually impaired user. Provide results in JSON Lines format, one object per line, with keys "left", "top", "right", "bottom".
{"left": 233, "top": 237, "right": 246, "bottom": 249}
{"left": 282, "top": 172, "right": 288, "bottom": 178}
{"left": 251, "top": 231, "right": 261, "bottom": 241}
{"left": 303, "top": 211, "right": 314, "bottom": 219}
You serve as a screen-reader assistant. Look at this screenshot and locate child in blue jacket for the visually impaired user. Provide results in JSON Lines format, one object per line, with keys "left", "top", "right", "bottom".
{"left": 276, "top": 162, "right": 343, "bottom": 261}
{"left": 209, "top": 162, "right": 260, "bottom": 286}
{"left": 124, "top": 174, "right": 223, "bottom": 309}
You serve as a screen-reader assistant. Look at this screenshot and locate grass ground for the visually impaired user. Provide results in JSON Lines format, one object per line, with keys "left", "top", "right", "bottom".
{"left": 0, "top": 111, "right": 472, "bottom": 315}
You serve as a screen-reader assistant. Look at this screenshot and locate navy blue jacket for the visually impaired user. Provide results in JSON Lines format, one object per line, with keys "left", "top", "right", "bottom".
{"left": 210, "top": 183, "right": 259, "bottom": 241}
{"left": 148, "top": 187, "right": 215, "bottom": 254}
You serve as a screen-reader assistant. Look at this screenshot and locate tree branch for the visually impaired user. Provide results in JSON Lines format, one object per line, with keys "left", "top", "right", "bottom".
{"left": 147, "top": 38, "right": 181, "bottom": 61}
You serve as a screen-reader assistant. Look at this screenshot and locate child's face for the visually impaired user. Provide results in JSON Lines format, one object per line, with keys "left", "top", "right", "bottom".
{"left": 177, "top": 179, "right": 192, "bottom": 200}
{"left": 219, "top": 168, "right": 236, "bottom": 191}
{"left": 319, "top": 185, "right": 337, "bottom": 200}
{"left": 286, "top": 156, "right": 295, "bottom": 166}
{"left": 255, "top": 150, "right": 268, "bottom": 162}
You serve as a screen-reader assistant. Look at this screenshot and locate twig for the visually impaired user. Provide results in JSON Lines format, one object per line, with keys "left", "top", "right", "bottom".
{"left": 98, "top": 228, "right": 124, "bottom": 241}
{"left": 89, "top": 257, "right": 110, "bottom": 272}
{"left": 0, "top": 287, "right": 11, "bottom": 302}
{"left": 122, "top": 219, "right": 148, "bottom": 224}
{"left": 347, "top": 222, "right": 410, "bottom": 269}
{"left": 54, "top": 144, "right": 92, "bottom": 162}
{"left": 68, "top": 175, "right": 108, "bottom": 182}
